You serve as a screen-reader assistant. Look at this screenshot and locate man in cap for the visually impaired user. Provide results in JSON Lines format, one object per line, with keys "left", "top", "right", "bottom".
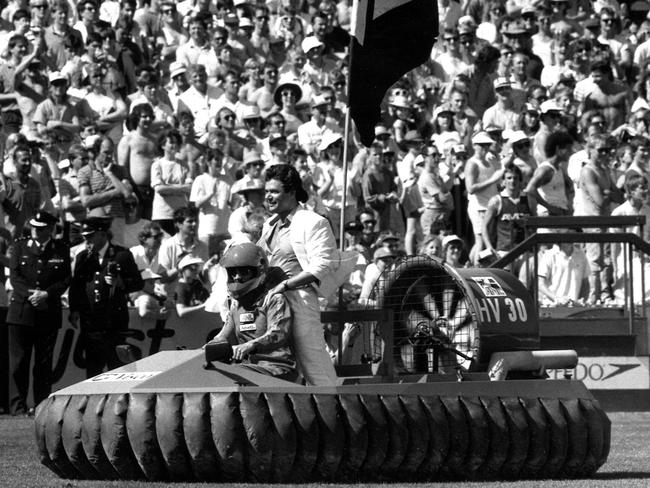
{"left": 69, "top": 216, "right": 144, "bottom": 378}
{"left": 466, "top": 131, "right": 503, "bottom": 264}
{"left": 297, "top": 94, "right": 339, "bottom": 156}
{"left": 6, "top": 211, "right": 70, "bottom": 415}
{"left": 228, "top": 177, "right": 267, "bottom": 240}
{"left": 231, "top": 149, "right": 265, "bottom": 206}
{"left": 482, "top": 77, "right": 521, "bottom": 132}
{"left": 33, "top": 72, "right": 81, "bottom": 143}
{"left": 166, "top": 61, "right": 189, "bottom": 112}
{"left": 533, "top": 99, "right": 564, "bottom": 164}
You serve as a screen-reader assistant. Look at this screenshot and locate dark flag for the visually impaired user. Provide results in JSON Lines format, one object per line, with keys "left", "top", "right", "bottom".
{"left": 349, "top": 0, "right": 438, "bottom": 146}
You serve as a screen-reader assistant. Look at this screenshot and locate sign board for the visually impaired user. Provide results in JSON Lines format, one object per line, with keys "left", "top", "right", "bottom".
{"left": 548, "top": 356, "right": 650, "bottom": 389}
{"left": 86, "top": 372, "right": 161, "bottom": 383}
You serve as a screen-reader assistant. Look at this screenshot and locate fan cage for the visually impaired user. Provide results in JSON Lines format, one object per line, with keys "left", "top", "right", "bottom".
{"left": 334, "top": 256, "right": 480, "bottom": 375}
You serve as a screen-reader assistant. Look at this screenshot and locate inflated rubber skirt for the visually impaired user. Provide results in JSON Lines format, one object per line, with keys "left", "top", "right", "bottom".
{"left": 35, "top": 350, "right": 610, "bottom": 482}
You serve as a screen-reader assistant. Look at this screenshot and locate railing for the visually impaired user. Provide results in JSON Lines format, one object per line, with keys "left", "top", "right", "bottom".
{"left": 491, "top": 215, "right": 650, "bottom": 336}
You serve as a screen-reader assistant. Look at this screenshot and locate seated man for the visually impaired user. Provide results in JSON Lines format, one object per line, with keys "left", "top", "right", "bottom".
{"left": 174, "top": 255, "right": 210, "bottom": 318}
{"left": 206, "top": 242, "right": 297, "bottom": 381}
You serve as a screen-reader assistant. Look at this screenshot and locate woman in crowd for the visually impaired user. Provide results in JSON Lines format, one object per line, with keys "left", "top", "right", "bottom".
{"left": 150, "top": 129, "right": 191, "bottom": 235}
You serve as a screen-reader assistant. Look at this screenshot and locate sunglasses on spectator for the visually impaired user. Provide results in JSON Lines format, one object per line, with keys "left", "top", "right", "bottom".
{"left": 256, "top": 15, "right": 269, "bottom": 21}
{"left": 270, "top": 120, "right": 285, "bottom": 126}
{"left": 161, "top": 8, "right": 173, "bottom": 14}
{"left": 514, "top": 141, "right": 530, "bottom": 149}
{"left": 601, "top": 17, "right": 614, "bottom": 24}
{"left": 147, "top": 233, "right": 163, "bottom": 239}
{"left": 214, "top": 36, "right": 226, "bottom": 41}
{"left": 32, "top": 4, "right": 47, "bottom": 9}
{"left": 444, "top": 36, "right": 459, "bottom": 42}
{"left": 222, "top": 114, "right": 235, "bottom": 121}
{"left": 361, "top": 219, "right": 377, "bottom": 226}
{"left": 265, "top": 70, "right": 278, "bottom": 75}
{"left": 597, "top": 147, "right": 614, "bottom": 154}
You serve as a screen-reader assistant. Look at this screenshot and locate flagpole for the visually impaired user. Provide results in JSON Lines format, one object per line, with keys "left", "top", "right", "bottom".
{"left": 335, "top": 20, "right": 360, "bottom": 366}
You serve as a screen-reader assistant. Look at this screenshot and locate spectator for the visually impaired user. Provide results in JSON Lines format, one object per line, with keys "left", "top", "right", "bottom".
{"left": 361, "top": 142, "right": 401, "bottom": 232}
{"left": 177, "top": 64, "right": 222, "bottom": 139}
{"left": 174, "top": 254, "right": 209, "bottom": 318}
{"left": 526, "top": 130, "right": 575, "bottom": 216}
{"left": 150, "top": 129, "right": 191, "bottom": 235}
{"left": 297, "top": 94, "right": 338, "bottom": 157}
{"left": 418, "top": 143, "right": 456, "bottom": 240}
{"left": 129, "top": 221, "right": 165, "bottom": 275}
{"left": 33, "top": 72, "right": 82, "bottom": 140}
{"left": 441, "top": 233, "right": 468, "bottom": 267}
{"left": 79, "top": 136, "right": 135, "bottom": 246}
{"left": 228, "top": 179, "right": 268, "bottom": 240}
{"left": 132, "top": 269, "right": 170, "bottom": 320}
{"left": 482, "top": 162, "right": 533, "bottom": 267}
{"left": 157, "top": 206, "right": 209, "bottom": 296}
{"left": 189, "top": 147, "right": 232, "bottom": 246}
{"left": 465, "top": 131, "right": 502, "bottom": 264}
{"left": 117, "top": 103, "right": 157, "bottom": 220}
{"left": 0, "top": 34, "right": 31, "bottom": 134}
{"left": 3, "top": 145, "right": 43, "bottom": 238}
{"left": 537, "top": 231, "right": 590, "bottom": 306}
{"left": 577, "top": 134, "right": 625, "bottom": 304}
{"left": 358, "top": 247, "right": 396, "bottom": 308}
{"left": 611, "top": 174, "right": 650, "bottom": 303}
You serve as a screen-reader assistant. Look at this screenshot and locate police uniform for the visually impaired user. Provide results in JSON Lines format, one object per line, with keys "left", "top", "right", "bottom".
{"left": 6, "top": 211, "right": 71, "bottom": 415}
{"left": 215, "top": 285, "right": 297, "bottom": 381}
{"left": 69, "top": 217, "right": 144, "bottom": 378}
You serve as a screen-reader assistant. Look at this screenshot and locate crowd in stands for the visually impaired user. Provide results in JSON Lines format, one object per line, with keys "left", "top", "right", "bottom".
{"left": 1, "top": 0, "right": 650, "bottom": 319}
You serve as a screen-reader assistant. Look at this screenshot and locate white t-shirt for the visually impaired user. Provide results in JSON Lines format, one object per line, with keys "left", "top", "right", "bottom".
{"left": 189, "top": 173, "right": 232, "bottom": 239}
{"left": 151, "top": 158, "right": 189, "bottom": 220}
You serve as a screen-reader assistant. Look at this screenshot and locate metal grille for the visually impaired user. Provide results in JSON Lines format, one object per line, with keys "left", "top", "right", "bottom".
{"left": 370, "top": 256, "right": 479, "bottom": 374}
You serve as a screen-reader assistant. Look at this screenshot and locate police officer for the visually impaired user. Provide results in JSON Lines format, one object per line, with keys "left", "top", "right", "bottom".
{"left": 206, "top": 242, "right": 297, "bottom": 381}
{"left": 6, "top": 211, "right": 71, "bottom": 415}
{"left": 69, "top": 217, "right": 143, "bottom": 378}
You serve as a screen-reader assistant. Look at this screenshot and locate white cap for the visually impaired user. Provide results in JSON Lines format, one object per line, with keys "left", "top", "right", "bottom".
{"left": 318, "top": 131, "right": 343, "bottom": 151}
{"left": 178, "top": 255, "right": 204, "bottom": 270}
{"left": 442, "top": 234, "right": 464, "bottom": 247}
{"left": 57, "top": 159, "right": 70, "bottom": 170}
{"left": 239, "top": 17, "right": 253, "bottom": 28}
{"left": 540, "top": 99, "right": 562, "bottom": 114}
{"left": 169, "top": 61, "right": 187, "bottom": 79}
{"left": 472, "top": 131, "right": 495, "bottom": 145}
{"left": 507, "top": 130, "right": 529, "bottom": 145}
{"left": 301, "top": 36, "right": 324, "bottom": 53}
{"left": 48, "top": 71, "right": 67, "bottom": 83}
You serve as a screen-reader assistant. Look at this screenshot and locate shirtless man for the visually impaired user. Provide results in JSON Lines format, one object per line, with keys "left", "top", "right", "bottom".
{"left": 578, "top": 134, "right": 624, "bottom": 304}
{"left": 249, "top": 62, "right": 278, "bottom": 118}
{"left": 176, "top": 111, "right": 204, "bottom": 181}
{"left": 580, "top": 60, "right": 630, "bottom": 132}
{"left": 117, "top": 103, "right": 156, "bottom": 219}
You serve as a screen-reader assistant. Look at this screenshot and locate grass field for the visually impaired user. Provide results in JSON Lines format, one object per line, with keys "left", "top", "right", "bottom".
{"left": 2, "top": 412, "right": 649, "bottom": 488}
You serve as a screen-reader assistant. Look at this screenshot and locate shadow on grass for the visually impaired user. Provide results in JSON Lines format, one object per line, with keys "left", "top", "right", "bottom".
{"left": 592, "top": 472, "right": 650, "bottom": 480}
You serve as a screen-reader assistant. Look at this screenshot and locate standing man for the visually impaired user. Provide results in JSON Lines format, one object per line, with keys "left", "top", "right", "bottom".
{"left": 577, "top": 135, "right": 624, "bottom": 304}
{"left": 7, "top": 211, "right": 70, "bottom": 415}
{"left": 117, "top": 103, "right": 157, "bottom": 220}
{"left": 69, "top": 217, "right": 143, "bottom": 378}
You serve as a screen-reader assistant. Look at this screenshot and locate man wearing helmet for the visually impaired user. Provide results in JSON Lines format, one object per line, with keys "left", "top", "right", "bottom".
{"left": 206, "top": 242, "right": 297, "bottom": 381}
